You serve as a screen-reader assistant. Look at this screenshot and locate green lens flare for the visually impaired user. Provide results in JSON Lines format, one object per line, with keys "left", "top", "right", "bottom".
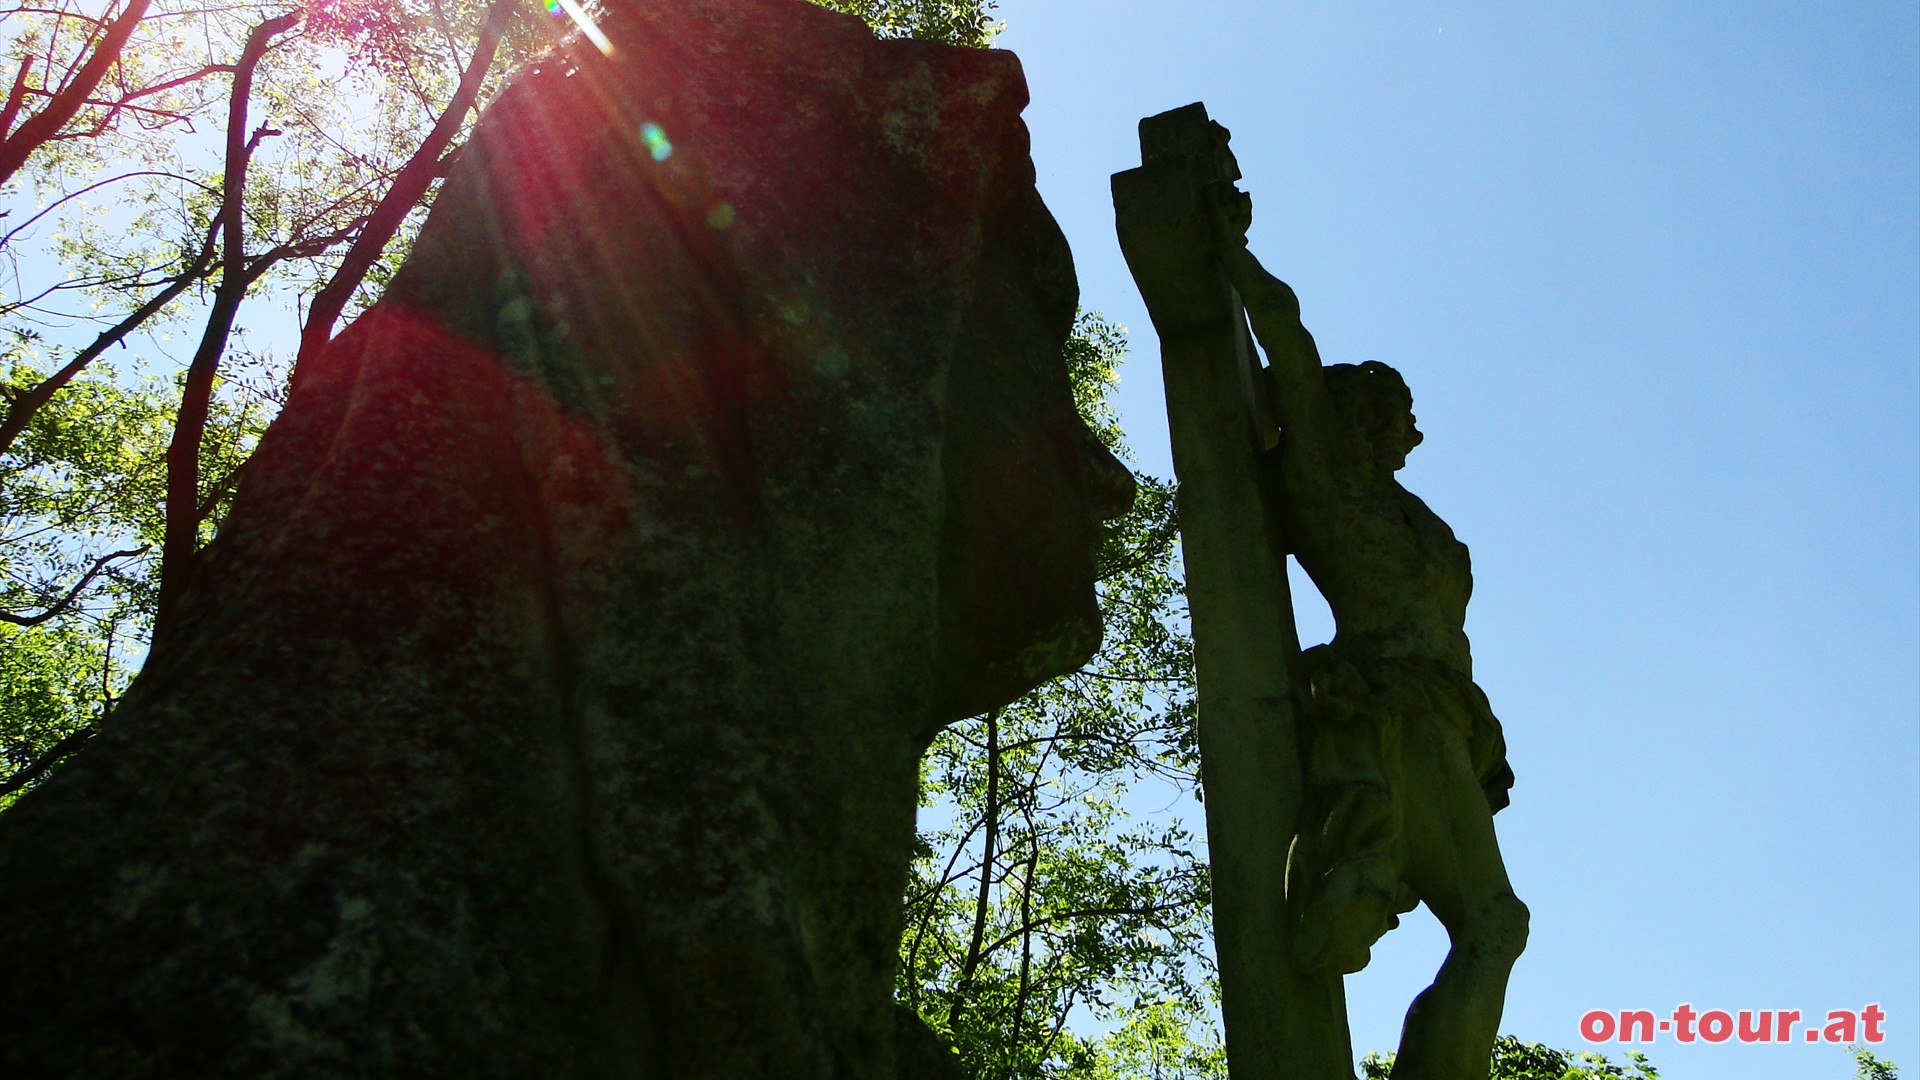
{"left": 640, "top": 122, "right": 673, "bottom": 162}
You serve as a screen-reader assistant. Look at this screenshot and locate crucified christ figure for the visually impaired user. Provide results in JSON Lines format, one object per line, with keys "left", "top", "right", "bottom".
{"left": 1209, "top": 188, "right": 1528, "bottom": 1080}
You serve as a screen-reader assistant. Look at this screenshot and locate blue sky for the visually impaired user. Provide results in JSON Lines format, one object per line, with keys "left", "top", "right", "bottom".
{"left": 993, "top": 2, "right": 1919, "bottom": 1075}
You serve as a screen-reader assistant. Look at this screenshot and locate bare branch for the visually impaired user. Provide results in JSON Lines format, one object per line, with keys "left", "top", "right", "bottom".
{"left": 0, "top": 168, "right": 214, "bottom": 250}
{"left": 0, "top": 545, "right": 148, "bottom": 627}
{"left": 948, "top": 707, "right": 1002, "bottom": 1032}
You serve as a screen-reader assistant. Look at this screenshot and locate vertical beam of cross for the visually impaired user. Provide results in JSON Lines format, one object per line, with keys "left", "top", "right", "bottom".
{"left": 1112, "top": 103, "right": 1354, "bottom": 1080}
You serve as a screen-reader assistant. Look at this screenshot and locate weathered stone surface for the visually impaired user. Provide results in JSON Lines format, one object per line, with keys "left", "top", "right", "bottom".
{"left": 0, "top": 2, "right": 1131, "bottom": 1076}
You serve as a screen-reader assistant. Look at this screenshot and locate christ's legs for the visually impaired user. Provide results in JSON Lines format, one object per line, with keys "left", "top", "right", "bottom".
{"left": 1387, "top": 716, "right": 1528, "bottom": 1080}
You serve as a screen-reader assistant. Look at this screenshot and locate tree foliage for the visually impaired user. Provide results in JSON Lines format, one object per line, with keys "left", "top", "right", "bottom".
{"left": 896, "top": 310, "right": 1222, "bottom": 1079}
{"left": 818, "top": 0, "right": 1001, "bottom": 48}
{"left": 1853, "top": 1045, "right": 1901, "bottom": 1080}
{"left": 1362, "top": 1037, "right": 1660, "bottom": 1080}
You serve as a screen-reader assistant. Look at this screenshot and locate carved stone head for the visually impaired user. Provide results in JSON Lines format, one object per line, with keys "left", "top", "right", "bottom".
{"left": 0, "top": 3, "right": 1129, "bottom": 1077}
{"left": 1324, "top": 360, "right": 1422, "bottom": 471}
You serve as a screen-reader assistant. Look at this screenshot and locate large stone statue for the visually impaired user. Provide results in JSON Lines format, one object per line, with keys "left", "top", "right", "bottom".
{"left": 1115, "top": 103, "right": 1524, "bottom": 1080}
{"left": 1211, "top": 190, "right": 1528, "bottom": 1079}
{"left": 0, "top": 1, "right": 1132, "bottom": 1076}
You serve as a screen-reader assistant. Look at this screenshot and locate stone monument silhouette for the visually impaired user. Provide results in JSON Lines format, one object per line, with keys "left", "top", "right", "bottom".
{"left": 1114, "top": 103, "right": 1527, "bottom": 1080}
{"left": 0, "top": 3, "right": 1131, "bottom": 1076}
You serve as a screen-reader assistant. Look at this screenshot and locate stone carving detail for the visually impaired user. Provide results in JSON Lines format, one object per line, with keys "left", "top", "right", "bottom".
{"left": 0, "top": 2, "right": 1131, "bottom": 1076}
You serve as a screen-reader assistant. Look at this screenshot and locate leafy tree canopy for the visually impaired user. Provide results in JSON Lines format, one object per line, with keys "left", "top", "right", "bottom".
{"left": 1363, "top": 1037, "right": 1659, "bottom": 1080}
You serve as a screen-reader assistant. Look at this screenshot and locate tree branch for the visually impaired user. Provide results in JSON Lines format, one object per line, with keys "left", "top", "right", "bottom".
{"left": 295, "top": 0, "right": 510, "bottom": 370}
{"left": 113, "top": 62, "right": 235, "bottom": 104}
{"left": 0, "top": 168, "right": 213, "bottom": 251}
{"left": 0, "top": 546, "right": 148, "bottom": 627}
{"left": 1008, "top": 801, "right": 1041, "bottom": 1063}
{"left": 195, "top": 458, "right": 249, "bottom": 521}
{"left": 0, "top": 0, "right": 154, "bottom": 186}
{"left": 0, "top": 222, "right": 218, "bottom": 459}
{"left": 0, "top": 57, "right": 33, "bottom": 141}
{"left": 243, "top": 217, "right": 365, "bottom": 274}
{"left": 0, "top": 724, "right": 95, "bottom": 800}
{"left": 26, "top": 86, "right": 202, "bottom": 137}
{"left": 976, "top": 898, "right": 1197, "bottom": 965}
{"left": 948, "top": 707, "right": 1001, "bottom": 1032}
{"left": 903, "top": 804, "right": 993, "bottom": 1010}
{"left": 155, "top": 9, "right": 298, "bottom": 636}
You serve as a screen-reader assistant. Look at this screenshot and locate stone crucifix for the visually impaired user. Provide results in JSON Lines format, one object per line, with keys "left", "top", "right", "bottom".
{"left": 1114, "top": 104, "right": 1528, "bottom": 1080}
